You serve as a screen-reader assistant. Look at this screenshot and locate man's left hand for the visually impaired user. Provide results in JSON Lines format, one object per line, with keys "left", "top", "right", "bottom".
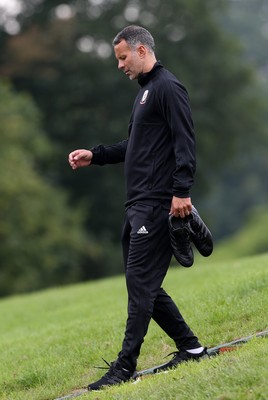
{"left": 170, "top": 196, "right": 192, "bottom": 218}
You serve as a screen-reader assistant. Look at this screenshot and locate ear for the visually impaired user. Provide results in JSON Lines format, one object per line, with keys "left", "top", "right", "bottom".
{"left": 137, "top": 45, "right": 147, "bottom": 58}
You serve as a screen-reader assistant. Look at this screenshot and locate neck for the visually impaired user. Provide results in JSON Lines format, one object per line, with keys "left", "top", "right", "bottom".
{"left": 142, "top": 54, "right": 157, "bottom": 74}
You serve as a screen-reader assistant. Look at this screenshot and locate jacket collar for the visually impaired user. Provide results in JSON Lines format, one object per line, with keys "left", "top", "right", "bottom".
{"left": 138, "top": 61, "right": 163, "bottom": 87}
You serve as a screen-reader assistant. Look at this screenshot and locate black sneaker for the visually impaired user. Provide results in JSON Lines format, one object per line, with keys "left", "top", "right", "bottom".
{"left": 168, "top": 214, "right": 194, "bottom": 267}
{"left": 88, "top": 360, "right": 134, "bottom": 391}
{"left": 154, "top": 348, "right": 208, "bottom": 373}
{"left": 189, "top": 206, "right": 213, "bottom": 257}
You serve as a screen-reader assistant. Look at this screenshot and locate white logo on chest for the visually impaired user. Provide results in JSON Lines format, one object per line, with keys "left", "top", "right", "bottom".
{"left": 140, "top": 90, "right": 149, "bottom": 104}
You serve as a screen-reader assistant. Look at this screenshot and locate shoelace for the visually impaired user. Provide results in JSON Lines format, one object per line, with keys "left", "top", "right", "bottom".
{"left": 94, "top": 359, "right": 131, "bottom": 378}
{"left": 163, "top": 351, "right": 180, "bottom": 360}
{"left": 97, "top": 360, "right": 132, "bottom": 385}
{"left": 94, "top": 358, "right": 112, "bottom": 370}
{"left": 190, "top": 226, "right": 204, "bottom": 240}
{"left": 175, "top": 226, "right": 191, "bottom": 251}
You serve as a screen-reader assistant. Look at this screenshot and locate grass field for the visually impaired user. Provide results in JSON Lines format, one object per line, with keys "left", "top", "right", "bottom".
{"left": 0, "top": 252, "right": 267, "bottom": 400}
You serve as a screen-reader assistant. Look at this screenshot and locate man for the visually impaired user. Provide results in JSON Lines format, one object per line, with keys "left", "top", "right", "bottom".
{"left": 68, "top": 25, "right": 207, "bottom": 391}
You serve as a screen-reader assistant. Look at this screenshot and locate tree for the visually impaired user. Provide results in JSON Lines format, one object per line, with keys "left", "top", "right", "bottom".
{"left": 0, "top": 0, "right": 267, "bottom": 247}
{"left": 0, "top": 81, "right": 101, "bottom": 296}
{"left": 200, "top": 0, "right": 268, "bottom": 238}
{"left": 222, "top": 0, "right": 268, "bottom": 84}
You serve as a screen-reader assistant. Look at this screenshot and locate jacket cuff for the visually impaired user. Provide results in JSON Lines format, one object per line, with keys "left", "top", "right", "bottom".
{"left": 172, "top": 189, "right": 190, "bottom": 198}
{"left": 90, "top": 146, "right": 103, "bottom": 165}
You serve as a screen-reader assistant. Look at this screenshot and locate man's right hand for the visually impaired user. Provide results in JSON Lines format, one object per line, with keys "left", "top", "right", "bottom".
{"left": 68, "top": 149, "right": 93, "bottom": 170}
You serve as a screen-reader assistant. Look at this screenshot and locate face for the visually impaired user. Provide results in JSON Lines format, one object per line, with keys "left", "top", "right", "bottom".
{"left": 114, "top": 39, "right": 145, "bottom": 80}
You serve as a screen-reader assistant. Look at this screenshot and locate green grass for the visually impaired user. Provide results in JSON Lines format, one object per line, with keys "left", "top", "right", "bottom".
{"left": 0, "top": 253, "right": 267, "bottom": 400}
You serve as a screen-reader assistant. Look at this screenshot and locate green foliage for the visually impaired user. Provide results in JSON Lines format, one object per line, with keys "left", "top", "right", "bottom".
{"left": 0, "top": 253, "right": 267, "bottom": 399}
{"left": 0, "top": 0, "right": 268, "bottom": 294}
{"left": 0, "top": 0, "right": 267, "bottom": 244}
{"left": 222, "top": 0, "right": 268, "bottom": 84}
{"left": 200, "top": 0, "right": 268, "bottom": 239}
{"left": 211, "top": 205, "right": 268, "bottom": 261}
{"left": 0, "top": 81, "right": 97, "bottom": 296}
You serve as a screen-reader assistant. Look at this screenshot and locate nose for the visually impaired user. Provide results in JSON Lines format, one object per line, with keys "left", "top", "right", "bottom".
{"left": 118, "top": 60, "right": 125, "bottom": 70}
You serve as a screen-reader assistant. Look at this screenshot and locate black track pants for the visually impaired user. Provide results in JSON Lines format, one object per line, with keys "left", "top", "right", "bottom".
{"left": 118, "top": 202, "right": 200, "bottom": 371}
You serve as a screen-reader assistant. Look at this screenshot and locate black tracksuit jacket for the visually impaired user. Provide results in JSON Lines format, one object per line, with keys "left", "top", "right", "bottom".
{"left": 91, "top": 62, "right": 196, "bottom": 208}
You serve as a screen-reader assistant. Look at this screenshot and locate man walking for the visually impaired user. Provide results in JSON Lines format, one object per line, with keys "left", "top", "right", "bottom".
{"left": 69, "top": 25, "right": 207, "bottom": 390}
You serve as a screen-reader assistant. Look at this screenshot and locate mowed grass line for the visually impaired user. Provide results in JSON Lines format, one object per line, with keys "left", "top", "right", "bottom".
{"left": 0, "top": 253, "right": 267, "bottom": 400}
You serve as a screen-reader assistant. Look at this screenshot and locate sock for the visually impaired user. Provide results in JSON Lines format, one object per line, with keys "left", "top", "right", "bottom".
{"left": 186, "top": 346, "right": 204, "bottom": 354}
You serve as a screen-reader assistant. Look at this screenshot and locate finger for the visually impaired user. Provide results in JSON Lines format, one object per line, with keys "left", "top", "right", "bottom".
{"left": 173, "top": 208, "right": 181, "bottom": 218}
{"left": 68, "top": 156, "right": 77, "bottom": 166}
{"left": 69, "top": 149, "right": 80, "bottom": 158}
{"left": 69, "top": 149, "right": 86, "bottom": 161}
{"left": 181, "top": 206, "right": 192, "bottom": 218}
{"left": 68, "top": 156, "right": 75, "bottom": 165}
{"left": 69, "top": 160, "right": 77, "bottom": 170}
{"left": 73, "top": 150, "right": 90, "bottom": 161}
{"left": 68, "top": 152, "right": 78, "bottom": 164}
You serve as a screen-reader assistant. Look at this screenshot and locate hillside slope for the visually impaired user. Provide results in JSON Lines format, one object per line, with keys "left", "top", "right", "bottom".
{"left": 0, "top": 253, "right": 267, "bottom": 399}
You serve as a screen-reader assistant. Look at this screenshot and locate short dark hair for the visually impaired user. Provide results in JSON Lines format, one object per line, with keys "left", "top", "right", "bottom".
{"left": 113, "top": 25, "right": 155, "bottom": 53}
